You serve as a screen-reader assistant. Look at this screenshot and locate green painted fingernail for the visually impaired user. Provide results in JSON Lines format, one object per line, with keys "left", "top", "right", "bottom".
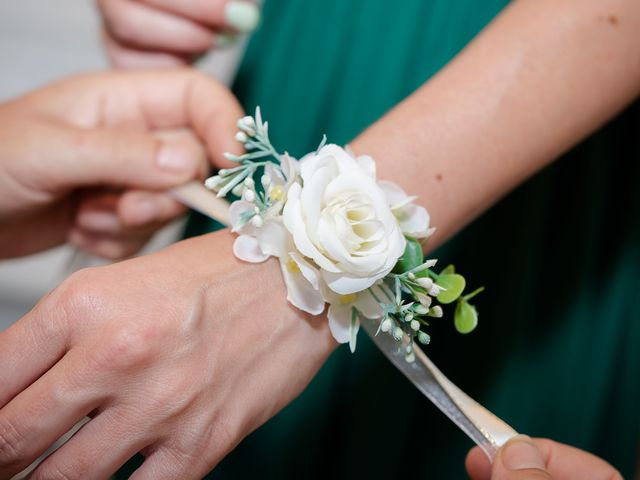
{"left": 224, "top": 1, "right": 260, "bottom": 33}
{"left": 217, "top": 33, "right": 239, "bottom": 48}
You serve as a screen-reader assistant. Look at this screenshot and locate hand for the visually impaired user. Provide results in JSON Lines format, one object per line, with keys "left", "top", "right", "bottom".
{"left": 0, "top": 230, "right": 336, "bottom": 479}
{"left": 466, "top": 435, "right": 622, "bottom": 480}
{"left": 97, "top": 0, "right": 261, "bottom": 69}
{"left": 0, "top": 69, "right": 243, "bottom": 259}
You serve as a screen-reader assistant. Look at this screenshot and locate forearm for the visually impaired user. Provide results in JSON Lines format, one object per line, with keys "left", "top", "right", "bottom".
{"left": 351, "top": 0, "right": 640, "bottom": 247}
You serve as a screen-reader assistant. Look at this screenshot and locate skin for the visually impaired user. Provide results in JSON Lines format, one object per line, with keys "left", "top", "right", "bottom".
{"left": 0, "top": 231, "right": 334, "bottom": 479}
{"left": 0, "top": 69, "right": 242, "bottom": 259}
{"left": 466, "top": 436, "right": 622, "bottom": 480}
{"left": 1, "top": 0, "right": 639, "bottom": 478}
{"left": 98, "top": 0, "right": 259, "bottom": 68}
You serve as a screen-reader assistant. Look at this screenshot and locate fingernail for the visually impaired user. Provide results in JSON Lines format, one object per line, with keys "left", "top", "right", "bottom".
{"left": 156, "top": 143, "right": 194, "bottom": 173}
{"left": 130, "top": 198, "right": 159, "bottom": 224}
{"left": 216, "top": 32, "right": 239, "bottom": 48}
{"left": 78, "top": 211, "right": 120, "bottom": 231}
{"left": 502, "top": 436, "right": 546, "bottom": 471}
{"left": 224, "top": 1, "right": 260, "bottom": 33}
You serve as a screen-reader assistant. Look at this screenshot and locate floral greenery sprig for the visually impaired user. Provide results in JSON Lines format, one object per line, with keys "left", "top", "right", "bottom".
{"left": 205, "top": 107, "right": 483, "bottom": 362}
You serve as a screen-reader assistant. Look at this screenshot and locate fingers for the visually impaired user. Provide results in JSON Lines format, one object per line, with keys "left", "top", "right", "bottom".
{"left": 54, "top": 125, "right": 203, "bottom": 192}
{"left": 124, "top": 70, "right": 244, "bottom": 166}
{"left": 69, "top": 229, "right": 153, "bottom": 260}
{"left": 73, "top": 189, "right": 186, "bottom": 235}
{"left": 27, "top": 70, "right": 244, "bottom": 172}
{"left": 138, "top": 0, "right": 260, "bottom": 33}
{"left": 490, "top": 436, "right": 552, "bottom": 480}
{"left": 68, "top": 128, "right": 205, "bottom": 259}
{"left": 27, "top": 408, "right": 151, "bottom": 480}
{"left": 0, "top": 352, "right": 100, "bottom": 477}
{"left": 532, "top": 438, "right": 622, "bottom": 480}
{"left": 466, "top": 436, "right": 624, "bottom": 480}
{"left": 103, "top": 30, "right": 190, "bottom": 69}
{"left": 0, "top": 304, "right": 68, "bottom": 409}
{"left": 99, "top": 0, "right": 215, "bottom": 54}
{"left": 130, "top": 446, "right": 212, "bottom": 480}
{"left": 465, "top": 445, "right": 492, "bottom": 480}
{"left": 98, "top": 0, "right": 259, "bottom": 69}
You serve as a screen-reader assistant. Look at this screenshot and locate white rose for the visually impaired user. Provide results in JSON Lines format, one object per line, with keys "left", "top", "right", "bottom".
{"left": 283, "top": 145, "right": 406, "bottom": 295}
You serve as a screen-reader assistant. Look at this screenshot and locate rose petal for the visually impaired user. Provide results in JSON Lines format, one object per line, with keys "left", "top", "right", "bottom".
{"left": 322, "top": 269, "right": 380, "bottom": 295}
{"left": 256, "top": 219, "right": 289, "bottom": 258}
{"left": 378, "top": 180, "right": 408, "bottom": 207}
{"left": 327, "top": 303, "right": 351, "bottom": 344}
{"left": 289, "top": 251, "right": 321, "bottom": 290}
{"left": 233, "top": 235, "right": 269, "bottom": 263}
{"left": 284, "top": 183, "right": 340, "bottom": 273}
{"left": 356, "top": 155, "right": 376, "bottom": 179}
{"left": 397, "top": 204, "right": 430, "bottom": 236}
{"left": 280, "top": 259, "right": 325, "bottom": 315}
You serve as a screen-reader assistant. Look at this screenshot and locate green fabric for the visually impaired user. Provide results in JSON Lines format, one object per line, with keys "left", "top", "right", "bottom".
{"left": 120, "top": 0, "right": 640, "bottom": 478}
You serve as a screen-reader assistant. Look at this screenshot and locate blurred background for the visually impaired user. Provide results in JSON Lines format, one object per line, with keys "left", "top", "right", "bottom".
{"left": 0, "top": 1, "right": 244, "bottom": 331}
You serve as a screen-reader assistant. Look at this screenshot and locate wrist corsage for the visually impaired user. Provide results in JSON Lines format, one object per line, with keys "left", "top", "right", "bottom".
{"left": 205, "top": 108, "right": 482, "bottom": 361}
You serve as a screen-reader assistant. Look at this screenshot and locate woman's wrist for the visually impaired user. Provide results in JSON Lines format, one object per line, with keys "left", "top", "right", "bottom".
{"left": 194, "top": 230, "right": 339, "bottom": 361}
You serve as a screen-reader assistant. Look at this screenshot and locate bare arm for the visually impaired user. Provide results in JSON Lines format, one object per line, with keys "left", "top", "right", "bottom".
{"left": 3, "top": 1, "right": 639, "bottom": 478}
{"left": 352, "top": 0, "right": 640, "bottom": 247}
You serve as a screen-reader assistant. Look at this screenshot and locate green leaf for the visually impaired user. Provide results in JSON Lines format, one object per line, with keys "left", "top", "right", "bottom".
{"left": 392, "top": 237, "right": 423, "bottom": 274}
{"left": 436, "top": 274, "right": 466, "bottom": 304}
{"left": 454, "top": 300, "right": 478, "bottom": 334}
{"left": 441, "top": 264, "right": 455, "bottom": 275}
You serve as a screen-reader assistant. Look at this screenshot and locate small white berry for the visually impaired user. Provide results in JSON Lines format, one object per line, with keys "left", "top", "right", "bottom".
{"left": 380, "top": 318, "right": 393, "bottom": 333}
{"left": 429, "top": 284, "right": 442, "bottom": 296}
{"left": 243, "top": 189, "right": 256, "bottom": 202}
{"left": 232, "top": 184, "right": 244, "bottom": 196}
{"left": 392, "top": 326, "right": 404, "bottom": 341}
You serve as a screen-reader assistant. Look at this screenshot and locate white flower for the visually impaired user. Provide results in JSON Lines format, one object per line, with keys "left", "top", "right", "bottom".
{"left": 233, "top": 218, "right": 325, "bottom": 315}
{"left": 322, "top": 283, "right": 385, "bottom": 352}
{"left": 263, "top": 153, "right": 298, "bottom": 211}
{"left": 378, "top": 180, "right": 433, "bottom": 238}
{"left": 283, "top": 145, "right": 406, "bottom": 295}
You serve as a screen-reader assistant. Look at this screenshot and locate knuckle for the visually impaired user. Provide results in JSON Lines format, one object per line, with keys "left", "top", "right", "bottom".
{"left": 95, "top": 323, "right": 159, "bottom": 372}
{"left": 161, "top": 443, "right": 210, "bottom": 476}
{"left": 0, "top": 417, "right": 24, "bottom": 466}
{"left": 49, "top": 268, "right": 105, "bottom": 322}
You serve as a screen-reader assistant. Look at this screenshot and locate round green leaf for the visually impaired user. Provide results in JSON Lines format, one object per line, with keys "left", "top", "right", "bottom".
{"left": 440, "top": 264, "right": 455, "bottom": 275}
{"left": 454, "top": 300, "right": 478, "bottom": 334}
{"left": 436, "top": 274, "right": 466, "bottom": 304}
{"left": 392, "top": 237, "right": 423, "bottom": 274}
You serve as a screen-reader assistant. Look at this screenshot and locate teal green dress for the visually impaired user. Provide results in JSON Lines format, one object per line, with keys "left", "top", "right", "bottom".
{"left": 124, "top": 0, "right": 640, "bottom": 478}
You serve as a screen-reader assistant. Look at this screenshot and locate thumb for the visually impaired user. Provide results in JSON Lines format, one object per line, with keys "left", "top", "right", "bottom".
{"left": 53, "top": 125, "right": 205, "bottom": 191}
{"left": 491, "top": 436, "right": 551, "bottom": 480}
